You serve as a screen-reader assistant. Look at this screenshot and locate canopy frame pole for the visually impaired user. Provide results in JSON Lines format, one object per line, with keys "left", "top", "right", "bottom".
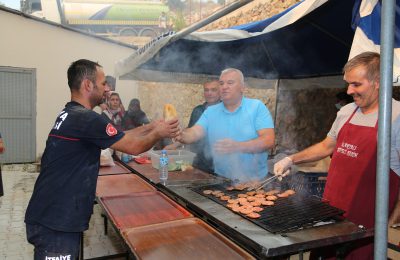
{"left": 375, "top": 0, "right": 396, "bottom": 259}
{"left": 272, "top": 79, "right": 280, "bottom": 155}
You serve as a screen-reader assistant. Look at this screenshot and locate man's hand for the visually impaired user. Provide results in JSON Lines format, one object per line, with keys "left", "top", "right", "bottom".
{"left": 154, "top": 118, "right": 180, "bottom": 139}
{"left": 214, "top": 139, "right": 238, "bottom": 154}
{"left": 273, "top": 157, "right": 293, "bottom": 177}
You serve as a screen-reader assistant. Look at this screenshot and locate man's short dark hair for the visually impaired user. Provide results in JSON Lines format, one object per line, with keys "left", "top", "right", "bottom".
{"left": 67, "top": 59, "right": 101, "bottom": 91}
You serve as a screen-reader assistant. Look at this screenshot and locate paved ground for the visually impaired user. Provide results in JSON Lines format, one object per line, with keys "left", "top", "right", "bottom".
{"left": 0, "top": 164, "right": 310, "bottom": 260}
{"left": 0, "top": 164, "right": 126, "bottom": 260}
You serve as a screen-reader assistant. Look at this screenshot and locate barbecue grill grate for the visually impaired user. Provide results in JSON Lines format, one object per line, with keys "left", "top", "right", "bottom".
{"left": 191, "top": 183, "right": 344, "bottom": 234}
{"left": 284, "top": 172, "right": 327, "bottom": 198}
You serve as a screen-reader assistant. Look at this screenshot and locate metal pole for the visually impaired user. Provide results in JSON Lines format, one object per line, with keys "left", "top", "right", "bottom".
{"left": 172, "top": 0, "right": 253, "bottom": 43}
{"left": 375, "top": 0, "right": 396, "bottom": 259}
{"left": 56, "top": 0, "right": 67, "bottom": 25}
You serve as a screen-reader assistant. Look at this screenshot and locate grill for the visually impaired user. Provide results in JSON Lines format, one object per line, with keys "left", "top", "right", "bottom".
{"left": 191, "top": 183, "right": 345, "bottom": 234}
{"left": 286, "top": 172, "right": 327, "bottom": 198}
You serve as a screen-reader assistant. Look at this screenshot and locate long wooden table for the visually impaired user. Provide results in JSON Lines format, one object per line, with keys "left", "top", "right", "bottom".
{"left": 98, "top": 161, "right": 131, "bottom": 176}
{"left": 95, "top": 161, "right": 373, "bottom": 259}
{"left": 96, "top": 162, "right": 254, "bottom": 259}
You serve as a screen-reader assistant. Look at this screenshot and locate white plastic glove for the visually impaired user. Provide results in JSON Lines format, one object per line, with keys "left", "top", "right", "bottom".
{"left": 273, "top": 156, "right": 293, "bottom": 178}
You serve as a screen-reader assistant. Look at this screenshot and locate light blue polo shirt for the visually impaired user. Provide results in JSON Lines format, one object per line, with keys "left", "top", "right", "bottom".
{"left": 196, "top": 97, "right": 274, "bottom": 181}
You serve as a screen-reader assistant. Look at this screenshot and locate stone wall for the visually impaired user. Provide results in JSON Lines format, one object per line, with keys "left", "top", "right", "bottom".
{"left": 275, "top": 88, "right": 342, "bottom": 153}
{"left": 201, "top": 0, "right": 301, "bottom": 31}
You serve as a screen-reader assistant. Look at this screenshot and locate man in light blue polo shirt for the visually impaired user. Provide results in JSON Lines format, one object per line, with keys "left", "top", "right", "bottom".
{"left": 177, "top": 68, "right": 275, "bottom": 181}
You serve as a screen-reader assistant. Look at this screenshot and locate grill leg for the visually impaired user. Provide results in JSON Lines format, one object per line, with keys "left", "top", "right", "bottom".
{"left": 79, "top": 232, "right": 84, "bottom": 260}
{"left": 0, "top": 165, "right": 4, "bottom": 197}
{"left": 102, "top": 213, "right": 108, "bottom": 236}
{"left": 335, "top": 243, "right": 349, "bottom": 260}
{"left": 298, "top": 251, "right": 303, "bottom": 260}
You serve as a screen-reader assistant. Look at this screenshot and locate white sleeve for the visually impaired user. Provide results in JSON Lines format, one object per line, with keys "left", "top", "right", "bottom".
{"left": 327, "top": 114, "right": 341, "bottom": 140}
{"left": 327, "top": 103, "right": 356, "bottom": 140}
{"left": 390, "top": 116, "right": 400, "bottom": 176}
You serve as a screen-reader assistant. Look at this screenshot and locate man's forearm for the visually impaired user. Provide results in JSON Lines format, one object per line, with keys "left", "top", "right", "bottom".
{"left": 238, "top": 136, "right": 274, "bottom": 153}
{"left": 179, "top": 126, "right": 203, "bottom": 144}
{"left": 117, "top": 128, "right": 161, "bottom": 155}
{"left": 126, "top": 122, "right": 156, "bottom": 137}
{"left": 290, "top": 137, "right": 336, "bottom": 164}
{"left": 238, "top": 128, "right": 275, "bottom": 153}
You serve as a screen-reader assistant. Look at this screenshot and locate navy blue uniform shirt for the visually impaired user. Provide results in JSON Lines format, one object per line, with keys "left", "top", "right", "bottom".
{"left": 25, "top": 101, "right": 124, "bottom": 232}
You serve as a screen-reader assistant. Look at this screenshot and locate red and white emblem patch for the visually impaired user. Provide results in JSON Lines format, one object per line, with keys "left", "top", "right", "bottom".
{"left": 106, "top": 123, "right": 118, "bottom": 136}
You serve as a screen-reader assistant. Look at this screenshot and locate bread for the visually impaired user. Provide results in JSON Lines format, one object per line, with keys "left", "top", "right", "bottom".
{"left": 163, "top": 104, "right": 177, "bottom": 120}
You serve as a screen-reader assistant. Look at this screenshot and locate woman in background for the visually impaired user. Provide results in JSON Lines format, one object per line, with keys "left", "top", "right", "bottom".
{"left": 122, "top": 98, "right": 150, "bottom": 130}
{"left": 101, "top": 92, "right": 124, "bottom": 131}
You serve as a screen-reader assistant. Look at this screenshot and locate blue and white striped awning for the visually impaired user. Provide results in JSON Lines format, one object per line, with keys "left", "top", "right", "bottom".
{"left": 350, "top": 0, "right": 400, "bottom": 84}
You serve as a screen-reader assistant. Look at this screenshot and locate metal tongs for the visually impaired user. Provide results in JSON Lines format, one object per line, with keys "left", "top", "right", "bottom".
{"left": 247, "top": 174, "right": 278, "bottom": 191}
{"left": 247, "top": 168, "right": 292, "bottom": 191}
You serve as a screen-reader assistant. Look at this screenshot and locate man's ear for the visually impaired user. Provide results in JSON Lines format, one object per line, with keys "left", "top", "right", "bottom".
{"left": 82, "top": 78, "right": 92, "bottom": 93}
{"left": 375, "top": 79, "right": 380, "bottom": 90}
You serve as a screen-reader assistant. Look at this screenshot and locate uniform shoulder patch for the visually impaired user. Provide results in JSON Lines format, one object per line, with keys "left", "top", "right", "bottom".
{"left": 106, "top": 123, "right": 118, "bottom": 136}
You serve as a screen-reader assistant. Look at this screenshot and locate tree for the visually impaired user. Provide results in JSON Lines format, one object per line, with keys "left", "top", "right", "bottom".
{"left": 167, "top": 0, "right": 185, "bottom": 11}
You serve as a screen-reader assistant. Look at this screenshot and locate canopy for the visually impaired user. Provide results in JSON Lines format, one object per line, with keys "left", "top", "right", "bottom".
{"left": 116, "top": 0, "right": 400, "bottom": 85}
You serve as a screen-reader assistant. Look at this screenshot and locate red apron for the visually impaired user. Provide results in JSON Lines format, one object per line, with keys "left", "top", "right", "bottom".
{"left": 323, "top": 108, "right": 400, "bottom": 259}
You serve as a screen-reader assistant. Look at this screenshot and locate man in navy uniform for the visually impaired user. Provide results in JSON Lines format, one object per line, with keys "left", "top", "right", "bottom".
{"left": 25, "top": 59, "right": 179, "bottom": 259}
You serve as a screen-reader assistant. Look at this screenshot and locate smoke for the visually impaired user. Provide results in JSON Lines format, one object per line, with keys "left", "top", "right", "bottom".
{"left": 147, "top": 38, "right": 281, "bottom": 81}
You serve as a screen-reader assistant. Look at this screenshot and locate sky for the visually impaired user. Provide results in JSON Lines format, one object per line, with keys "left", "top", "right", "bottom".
{"left": 0, "top": 0, "right": 20, "bottom": 10}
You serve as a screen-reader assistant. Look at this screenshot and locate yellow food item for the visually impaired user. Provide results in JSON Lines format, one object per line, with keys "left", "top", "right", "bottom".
{"left": 163, "top": 104, "right": 178, "bottom": 121}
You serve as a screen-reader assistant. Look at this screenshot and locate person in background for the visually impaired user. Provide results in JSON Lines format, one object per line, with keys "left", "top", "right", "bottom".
{"left": 335, "top": 91, "right": 353, "bottom": 110}
{"left": 24, "top": 59, "right": 179, "bottom": 260}
{"left": 101, "top": 92, "right": 124, "bottom": 131}
{"left": 187, "top": 80, "right": 221, "bottom": 173}
{"left": 122, "top": 98, "right": 150, "bottom": 130}
{"left": 158, "top": 11, "right": 168, "bottom": 34}
{"left": 105, "top": 75, "right": 116, "bottom": 92}
{"left": 0, "top": 132, "right": 4, "bottom": 197}
{"left": 0, "top": 132, "right": 4, "bottom": 154}
{"left": 99, "top": 75, "right": 125, "bottom": 112}
{"left": 274, "top": 52, "right": 400, "bottom": 259}
{"left": 177, "top": 68, "right": 275, "bottom": 181}
{"left": 166, "top": 80, "right": 221, "bottom": 173}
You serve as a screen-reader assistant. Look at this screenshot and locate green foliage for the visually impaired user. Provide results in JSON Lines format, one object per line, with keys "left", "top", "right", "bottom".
{"left": 167, "top": 0, "right": 185, "bottom": 11}
{"left": 171, "top": 11, "right": 187, "bottom": 31}
{"left": 106, "top": 4, "right": 169, "bottom": 20}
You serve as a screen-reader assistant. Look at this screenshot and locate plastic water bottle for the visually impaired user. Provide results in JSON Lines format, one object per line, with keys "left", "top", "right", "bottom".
{"left": 122, "top": 153, "right": 131, "bottom": 163}
{"left": 159, "top": 150, "right": 169, "bottom": 185}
